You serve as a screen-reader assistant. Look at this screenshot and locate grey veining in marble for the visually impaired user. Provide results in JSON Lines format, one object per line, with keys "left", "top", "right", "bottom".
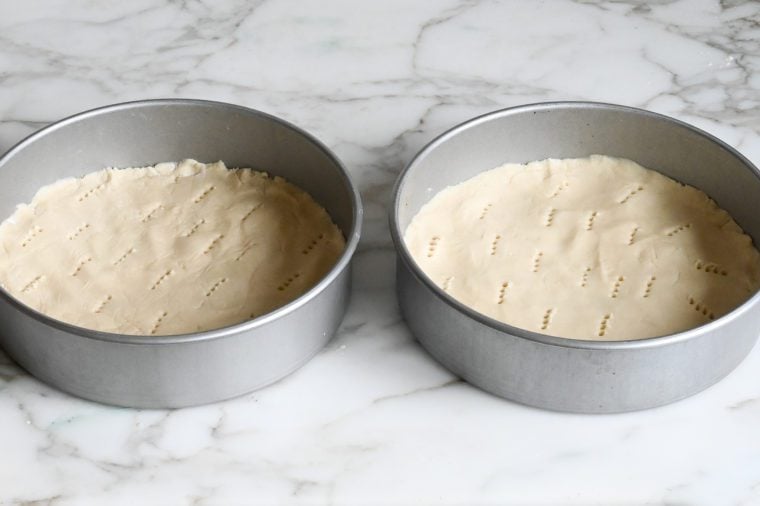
{"left": 1, "top": 0, "right": 760, "bottom": 504}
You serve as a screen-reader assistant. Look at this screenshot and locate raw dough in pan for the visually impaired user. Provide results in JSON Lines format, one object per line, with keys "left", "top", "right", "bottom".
{"left": 0, "top": 160, "right": 345, "bottom": 335}
{"left": 404, "top": 155, "right": 760, "bottom": 340}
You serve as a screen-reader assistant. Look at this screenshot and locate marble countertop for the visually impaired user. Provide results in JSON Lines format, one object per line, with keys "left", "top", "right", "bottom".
{"left": 2, "top": 0, "right": 760, "bottom": 504}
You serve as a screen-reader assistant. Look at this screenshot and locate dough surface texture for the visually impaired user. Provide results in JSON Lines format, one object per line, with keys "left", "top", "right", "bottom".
{"left": 404, "top": 155, "right": 760, "bottom": 341}
{"left": 0, "top": 160, "right": 345, "bottom": 335}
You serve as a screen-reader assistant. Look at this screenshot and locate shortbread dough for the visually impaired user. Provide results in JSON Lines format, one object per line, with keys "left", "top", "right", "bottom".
{"left": 405, "top": 155, "right": 760, "bottom": 341}
{"left": 0, "top": 160, "right": 345, "bottom": 335}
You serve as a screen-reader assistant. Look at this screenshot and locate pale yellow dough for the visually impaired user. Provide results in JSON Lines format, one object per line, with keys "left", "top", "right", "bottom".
{"left": 0, "top": 160, "right": 345, "bottom": 335}
{"left": 405, "top": 155, "right": 760, "bottom": 341}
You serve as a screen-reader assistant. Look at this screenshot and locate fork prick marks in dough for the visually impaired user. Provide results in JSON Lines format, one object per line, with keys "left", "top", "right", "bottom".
{"left": 235, "top": 245, "right": 251, "bottom": 262}
{"left": 597, "top": 314, "right": 612, "bottom": 337}
{"left": 94, "top": 295, "right": 112, "bottom": 313}
{"left": 619, "top": 185, "right": 644, "bottom": 204}
{"left": 544, "top": 208, "right": 556, "bottom": 227}
{"left": 77, "top": 182, "right": 106, "bottom": 202}
{"left": 150, "top": 311, "right": 168, "bottom": 335}
{"left": 71, "top": 257, "right": 92, "bottom": 277}
{"left": 442, "top": 276, "right": 453, "bottom": 292}
{"left": 550, "top": 181, "right": 569, "bottom": 198}
{"left": 585, "top": 211, "right": 598, "bottom": 231}
{"left": 532, "top": 251, "right": 543, "bottom": 273}
{"left": 193, "top": 185, "right": 215, "bottom": 204}
{"left": 490, "top": 234, "right": 502, "bottom": 256}
{"left": 21, "top": 226, "right": 43, "bottom": 248}
{"left": 141, "top": 204, "right": 164, "bottom": 223}
{"left": 203, "top": 234, "right": 224, "bottom": 254}
{"left": 278, "top": 273, "right": 301, "bottom": 291}
{"left": 302, "top": 233, "right": 325, "bottom": 255}
{"left": 666, "top": 223, "right": 691, "bottom": 237}
{"left": 21, "top": 275, "right": 44, "bottom": 293}
{"left": 497, "top": 281, "right": 510, "bottom": 304}
{"left": 688, "top": 296, "right": 715, "bottom": 320}
{"left": 427, "top": 236, "right": 440, "bottom": 258}
{"left": 540, "top": 308, "right": 553, "bottom": 330}
{"left": 205, "top": 278, "right": 228, "bottom": 297}
{"left": 151, "top": 269, "right": 173, "bottom": 290}
{"left": 241, "top": 203, "right": 263, "bottom": 223}
{"left": 695, "top": 260, "right": 728, "bottom": 276}
{"left": 610, "top": 275, "right": 625, "bottom": 298}
{"left": 627, "top": 226, "right": 638, "bottom": 245}
{"left": 183, "top": 219, "right": 205, "bottom": 237}
{"left": 580, "top": 267, "right": 591, "bottom": 287}
{"left": 113, "top": 247, "right": 135, "bottom": 266}
{"left": 67, "top": 223, "right": 90, "bottom": 240}
{"left": 642, "top": 276, "right": 656, "bottom": 298}
{"left": 479, "top": 203, "right": 493, "bottom": 220}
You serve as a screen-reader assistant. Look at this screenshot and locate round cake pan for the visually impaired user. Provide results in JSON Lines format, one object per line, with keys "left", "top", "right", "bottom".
{"left": 0, "top": 99, "right": 362, "bottom": 408}
{"left": 390, "top": 101, "right": 760, "bottom": 413}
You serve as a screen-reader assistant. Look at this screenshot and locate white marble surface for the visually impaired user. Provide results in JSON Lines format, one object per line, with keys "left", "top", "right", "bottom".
{"left": 1, "top": 0, "right": 760, "bottom": 504}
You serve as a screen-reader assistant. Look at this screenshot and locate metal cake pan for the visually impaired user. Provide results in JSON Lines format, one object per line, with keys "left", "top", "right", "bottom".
{"left": 390, "top": 101, "right": 760, "bottom": 413}
{"left": 0, "top": 99, "right": 362, "bottom": 408}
